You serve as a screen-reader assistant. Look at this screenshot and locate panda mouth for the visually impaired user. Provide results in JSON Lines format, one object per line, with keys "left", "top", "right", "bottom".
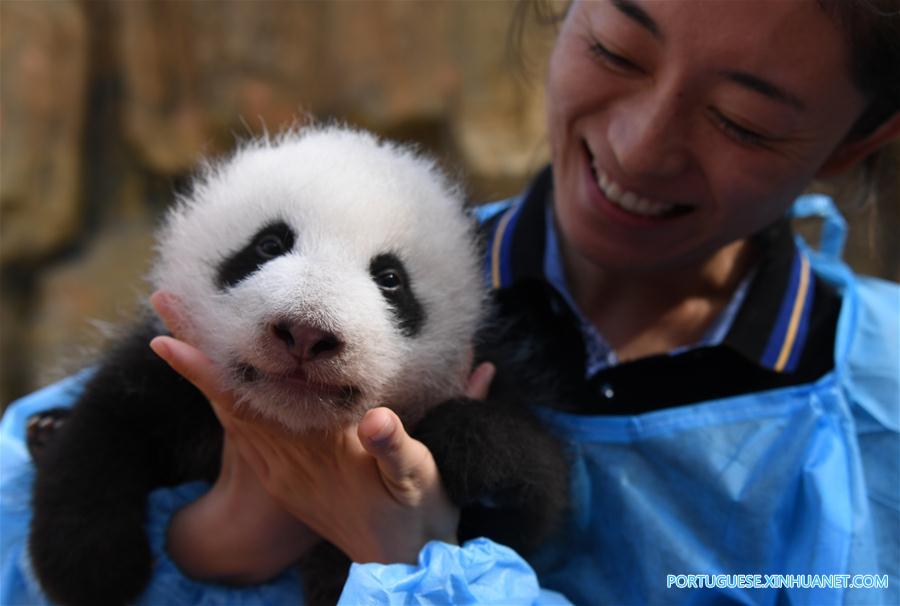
{"left": 236, "top": 363, "right": 360, "bottom": 405}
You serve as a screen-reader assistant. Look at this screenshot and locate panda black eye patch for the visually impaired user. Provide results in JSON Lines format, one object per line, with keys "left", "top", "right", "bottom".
{"left": 216, "top": 221, "right": 296, "bottom": 289}
{"left": 369, "top": 253, "right": 425, "bottom": 338}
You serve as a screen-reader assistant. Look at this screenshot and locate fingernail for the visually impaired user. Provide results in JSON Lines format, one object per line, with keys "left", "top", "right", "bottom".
{"left": 149, "top": 336, "right": 170, "bottom": 359}
{"left": 149, "top": 290, "right": 169, "bottom": 312}
{"left": 471, "top": 362, "right": 495, "bottom": 390}
{"left": 367, "top": 414, "right": 394, "bottom": 444}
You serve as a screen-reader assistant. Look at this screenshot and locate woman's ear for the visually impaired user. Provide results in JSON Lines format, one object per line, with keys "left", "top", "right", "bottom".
{"left": 817, "top": 111, "right": 900, "bottom": 178}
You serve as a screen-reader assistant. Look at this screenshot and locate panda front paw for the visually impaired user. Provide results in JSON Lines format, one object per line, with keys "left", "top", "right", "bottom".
{"left": 413, "top": 398, "right": 570, "bottom": 554}
{"left": 26, "top": 408, "right": 71, "bottom": 463}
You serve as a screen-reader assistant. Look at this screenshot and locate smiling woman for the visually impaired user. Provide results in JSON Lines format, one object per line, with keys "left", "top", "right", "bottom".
{"left": 1, "top": 1, "right": 898, "bottom": 605}
{"left": 542, "top": 0, "right": 899, "bottom": 362}
{"left": 550, "top": 0, "right": 881, "bottom": 273}
{"left": 484, "top": 1, "right": 898, "bottom": 603}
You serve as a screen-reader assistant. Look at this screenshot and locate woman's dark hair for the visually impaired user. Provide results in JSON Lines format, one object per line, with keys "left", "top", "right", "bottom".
{"left": 819, "top": 0, "right": 900, "bottom": 139}
{"left": 511, "top": 0, "right": 899, "bottom": 137}
{"left": 815, "top": 0, "right": 900, "bottom": 217}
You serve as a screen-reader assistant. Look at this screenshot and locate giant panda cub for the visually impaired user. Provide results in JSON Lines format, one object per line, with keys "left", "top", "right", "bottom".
{"left": 28, "top": 126, "right": 569, "bottom": 606}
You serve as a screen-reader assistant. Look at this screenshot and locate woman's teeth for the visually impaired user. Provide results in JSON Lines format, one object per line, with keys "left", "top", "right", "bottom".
{"left": 595, "top": 169, "right": 677, "bottom": 217}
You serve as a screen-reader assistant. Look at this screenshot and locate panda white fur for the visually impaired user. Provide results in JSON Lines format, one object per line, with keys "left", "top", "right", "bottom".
{"left": 151, "top": 126, "right": 483, "bottom": 431}
{"left": 29, "top": 126, "right": 569, "bottom": 606}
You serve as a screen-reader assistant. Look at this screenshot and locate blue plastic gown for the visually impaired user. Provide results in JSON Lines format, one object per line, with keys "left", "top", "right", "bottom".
{"left": 1, "top": 196, "right": 897, "bottom": 605}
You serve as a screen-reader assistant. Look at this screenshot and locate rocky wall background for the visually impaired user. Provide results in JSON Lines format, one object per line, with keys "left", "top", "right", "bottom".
{"left": 1, "top": 0, "right": 897, "bottom": 409}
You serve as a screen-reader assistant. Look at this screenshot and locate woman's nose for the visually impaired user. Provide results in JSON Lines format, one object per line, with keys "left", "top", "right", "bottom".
{"left": 608, "top": 92, "right": 691, "bottom": 180}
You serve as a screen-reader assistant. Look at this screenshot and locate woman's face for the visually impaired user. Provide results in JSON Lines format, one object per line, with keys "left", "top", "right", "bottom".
{"left": 547, "top": 0, "right": 868, "bottom": 272}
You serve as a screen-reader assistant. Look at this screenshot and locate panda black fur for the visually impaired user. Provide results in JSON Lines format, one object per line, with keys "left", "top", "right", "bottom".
{"left": 29, "top": 126, "right": 570, "bottom": 606}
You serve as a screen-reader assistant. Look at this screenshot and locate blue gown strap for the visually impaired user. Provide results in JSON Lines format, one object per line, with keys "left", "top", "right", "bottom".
{"left": 788, "top": 193, "right": 847, "bottom": 260}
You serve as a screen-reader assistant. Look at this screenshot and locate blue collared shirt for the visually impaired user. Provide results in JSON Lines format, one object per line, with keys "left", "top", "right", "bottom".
{"left": 542, "top": 203, "right": 755, "bottom": 377}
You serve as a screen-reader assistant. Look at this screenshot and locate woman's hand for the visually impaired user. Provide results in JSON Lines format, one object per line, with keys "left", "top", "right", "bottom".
{"left": 163, "top": 435, "right": 320, "bottom": 584}
{"left": 223, "top": 361, "right": 495, "bottom": 565}
{"left": 150, "top": 290, "right": 495, "bottom": 567}
{"left": 150, "top": 292, "right": 319, "bottom": 584}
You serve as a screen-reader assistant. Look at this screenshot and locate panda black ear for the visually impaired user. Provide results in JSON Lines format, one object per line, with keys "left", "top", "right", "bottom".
{"left": 369, "top": 253, "right": 425, "bottom": 338}
{"left": 216, "top": 221, "right": 296, "bottom": 289}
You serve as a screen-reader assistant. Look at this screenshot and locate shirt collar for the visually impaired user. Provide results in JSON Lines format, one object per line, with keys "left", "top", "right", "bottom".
{"left": 483, "top": 166, "right": 817, "bottom": 375}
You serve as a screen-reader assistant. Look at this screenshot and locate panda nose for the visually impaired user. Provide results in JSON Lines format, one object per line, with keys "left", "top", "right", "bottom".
{"left": 271, "top": 321, "right": 342, "bottom": 363}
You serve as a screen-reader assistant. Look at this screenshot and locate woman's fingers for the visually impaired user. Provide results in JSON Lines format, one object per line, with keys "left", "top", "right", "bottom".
{"left": 150, "top": 334, "right": 278, "bottom": 485}
{"left": 358, "top": 407, "right": 436, "bottom": 496}
{"left": 465, "top": 361, "right": 496, "bottom": 400}
{"left": 150, "top": 289, "right": 234, "bottom": 408}
{"left": 149, "top": 290, "right": 190, "bottom": 340}
{"left": 149, "top": 335, "right": 235, "bottom": 420}
{"left": 356, "top": 360, "right": 495, "bottom": 501}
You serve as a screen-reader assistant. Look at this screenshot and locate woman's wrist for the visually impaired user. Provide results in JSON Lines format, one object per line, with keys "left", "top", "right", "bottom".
{"left": 166, "top": 482, "right": 318, "bottom": 584}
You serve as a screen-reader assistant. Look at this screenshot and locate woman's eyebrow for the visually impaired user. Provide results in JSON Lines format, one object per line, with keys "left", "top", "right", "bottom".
{"left": 720, "top": 70, "right": 807, "bottom": 111}
{"left": 608, "top": 0, "right": 806, "bottom": 113}
{"left": 611, "top": 0, "right": 662, "bottom": 40}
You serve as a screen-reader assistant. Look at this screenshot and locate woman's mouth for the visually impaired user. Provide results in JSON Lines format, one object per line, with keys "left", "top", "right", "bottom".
{"left": 594, "top": 168, "right": 679, "bottom": 217}
{"left": 584, "top": 144, "right": 692, "bottom": 220}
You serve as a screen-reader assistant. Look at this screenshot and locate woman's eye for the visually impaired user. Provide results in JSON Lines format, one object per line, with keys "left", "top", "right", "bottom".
{"left": 589, "top": 40, "right": 642, "bottom": 73}
{"left": 710, "top": 110, "right": 770, "bottom": 148}
{"left": 374, "top": 269, "right": 403, "bottom": 291}
{"left": 255, "top": 234, "right": 286, "bottom": 258}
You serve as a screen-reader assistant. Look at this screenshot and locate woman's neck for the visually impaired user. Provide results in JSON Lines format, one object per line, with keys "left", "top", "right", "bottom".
{"left": 560, "top": 237, "right": 758, "bottom": 363}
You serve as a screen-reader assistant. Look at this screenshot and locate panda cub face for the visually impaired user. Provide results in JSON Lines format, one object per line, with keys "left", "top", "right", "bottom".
{"left": 151, "top": 126, "right": 484, "bottom": 432}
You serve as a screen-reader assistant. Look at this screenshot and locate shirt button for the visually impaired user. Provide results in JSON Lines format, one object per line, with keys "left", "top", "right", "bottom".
{"left": 599, "top": 383, "right": 615, "bottom": 399}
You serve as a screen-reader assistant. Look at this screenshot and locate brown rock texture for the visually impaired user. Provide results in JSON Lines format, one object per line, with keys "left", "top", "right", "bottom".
{"left": 1, "top": 0, "right": 87, "bottom": 265}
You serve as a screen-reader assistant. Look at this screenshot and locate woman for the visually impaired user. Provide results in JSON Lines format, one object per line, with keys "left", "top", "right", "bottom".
{"left": 3, "top": 0, "right": 898, "bottom": 603}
